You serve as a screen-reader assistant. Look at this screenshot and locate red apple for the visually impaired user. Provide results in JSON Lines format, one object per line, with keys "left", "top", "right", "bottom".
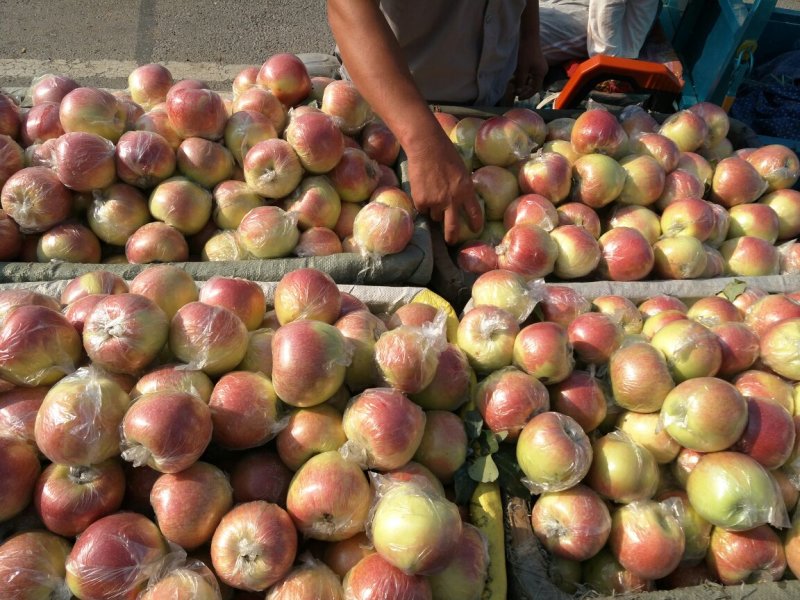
{"left": 128, "top": 63, "right": 173, "bottom": 110}
{"left": 276, "top": 404, "right": 345, "bottom": 471}
{"left": 556, "top": 201, "right": 602, "bottom": 238}
{"left": 230, "top": 449, "right": 292, "bottom": 506}
{"left": 208, "top": 370, "right": 281, "bottom": 450}
{"left": 151, "top": 461, "right": 232, "bottom": 550}
{"left": 343, "top": 553, "right": 431, "bottom": 600}
{"left": 711, "top": 156, "right": 769, "bottom": 208}
{"left": 285, "top": 110, "right": 345, "bottom": 174}
{"left": 59, "top": 87, "right": 126, "bottom": 142}
{"left": 659, "top": 109, "right": 709, "bottom": 152}
{"left": 166, "top": 86, "right": 227, "bottom": 140}
{"left": 176, "top": 137, "right": 234, "bottom": 189}
{"left": 617, "top": 411, "right": 681, "bottom": 464}
{"left": 513, "top": 321, "right": 573, "bottom": 385}
{"left": 586, "top": 431, "right": 660, "bottom": 503}
{"left": 257, "top": 53, "right": 312, "bottom": 107}
{"left": 169, "top": 301, "right": 249, "bottom": 376}
{"left": 200, "top": 276, "right": 266, "bottom": 331}
{"left": 1, "top": 166, "right": 72, "bottom": 233}
{"left": 549, "top": 370, "right": 607, "bottom": 433}
{"left": 31, "top": 74, "right": 79, "bottom": 106}
{"left": 232, "top": 87, "right": 287, "bottom": 134}
{"left": 412, "top": 409, "right": 467, "bottom": 483}
{"left": 131, "top": 363, "right": 213, "bottom": 403}
{"left": 0, "top": 437, "right": 41, "bottom": 522}
{"left": 496, "top": 223, "right": 558, "bottom": 279}
{"left": 83, "top": 293, "right": 169, "bottom": 374}
{"left": 148, "top": 176, "right": 212, "bottom": 235}
{"left": 571, "top": 109, "right": 627, "bottom": 156}
{"left": 236, "top": 205, "right": 300, "bottom": 258}
{"left": 720, "top": 236, "right": 780, "bottom": 276}
{"left": 128, "top": 264, "right": 199, "bottom": 320}
{"left": 631, "top": 132, "right": 681, "bottom": 173}
{"left": 0, "top": 385, "right": 48, "bottom": 447}
{"left": 503, "top": 193, "right": 557, "bottom": 231}
{"left": 65, "top": 512, "right": 169, "bottom": 600}
{"left": 211, "top": 501, "right": 297, "bottom": 591}
{"left": 352, "top": 200, "right": 413, "bottom": 256}
{"left": 274, "top": 267, "right": 341, "bottom": 325}
{"left": 713, "top": 322, "right": 761, "bottom": 377}
{"left": 320, "top": 80, "right": 372, "bottom": 136}
{"left": 597, "top": 227, "right": 654, "bottom": 281}
{"left": 470, "top": 268, "right": 539, "bottom": 323}
{"left": 286, "top": 450, "right": 372, "bottom": 541}
{"left": 474, "top": 115, "right": 534, "bottom": 167}
{"left": 410, "top": 343, "right": 472, "bottom": 412}
{"left": 568, "top": 311, "right": 623, "bottom": 365}
{"left": 592, "top": 294, "right": 643, "bottom": 334}
{"left": 517, "top": 152, "right": 572, "bottom": 204}
{"left": 745, "top": 144, "right": 800, "bottom": 191}
{"left": 760, "top": 318, "right": 800, "bottom": 383}
{"left": 0, "top": 530, "right": 72, "bottom": 598}
{"left": 361, "top": 120, "right": 400, "bottom": 166}
{"left": 707, "top": 524, "right": 786, "bottom": 585}
{"left": 656, "top": 169, "right": 704, "bottom": 210}
{"left": 456, "top": 305, "right": 518, "bottom": 374}
{"left": 570, "top": 153, "right": 626, "bottom": 208}
{"left": 651, "top": 319, "right": 722, "bottom": 381}
{"left": 474, "top": 366, "right": 549, "bottom": 442}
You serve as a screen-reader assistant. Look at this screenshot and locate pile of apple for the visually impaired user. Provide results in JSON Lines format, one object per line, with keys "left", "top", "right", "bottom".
{"left": 443, "top": 102, "right": 800, "bottom": 282}
{"left": 463, "top": 267, "right": 800, "bottom": 594}
{"left": 0, "top": 54, "right": 416, "bottom": 265}
{"left": 0, "top": 265, "right": 489, "bottom": 600}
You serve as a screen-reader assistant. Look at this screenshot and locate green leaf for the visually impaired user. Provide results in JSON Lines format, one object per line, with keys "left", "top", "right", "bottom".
{"left": 463, "top": 410, "right": 484, "bottom": 442}
{"left": 468, "top": 454, "right": 500, "bottom": 483}
{"left": 454, "top": 465, "right": 478, "bottom": 505}
{"left": 721, "top": 280, "right": 748, "bottom": 302}
{"left": 494, "top": 449, "right": 530, "bottom": 498}
{"left": 484, "top": 431, "right": 501, "bottom": 454}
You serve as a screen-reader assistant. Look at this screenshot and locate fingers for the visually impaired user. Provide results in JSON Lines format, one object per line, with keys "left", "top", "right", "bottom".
{"left": 464, "top": 194, "right": 484, "bottom": 233}
{"left": 443, "top": 207, "right": 460, "bottom": 245}
{"left": 429, "top": 206, "right": 445, "bottom": 222}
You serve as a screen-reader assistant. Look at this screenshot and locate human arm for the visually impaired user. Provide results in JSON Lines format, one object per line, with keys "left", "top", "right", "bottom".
{"left": 506, "top": 0, "right": 548, "bottom": 102}
{"left": 327, "top": 0, "right": 483, "bottom": 244}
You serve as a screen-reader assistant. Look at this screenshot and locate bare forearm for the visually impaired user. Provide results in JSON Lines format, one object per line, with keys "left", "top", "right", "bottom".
{"left": 326, "top": 0, "right": 443, "bottom": 158}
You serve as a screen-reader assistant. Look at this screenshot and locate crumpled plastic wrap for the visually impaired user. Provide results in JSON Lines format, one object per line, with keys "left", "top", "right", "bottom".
{"left": 340, "top": 387, "right": 426, "bottom": 471}
{"left": 120, "top": 390, "right": 213, "bottom": 473}
{"left": 779, "top": 239, "right": 800, "bottom": 274}
{"left": 585, "top": 430, "right": 659, "bottom": 504}
{"left": 0, "top": 530, "right": 72, "bottom": 600}
{"left": 33, "top": 366, "right": 129, "bottom": 466}
{"left": 516, "top": 411, "right": 592, "bottom": 495}
{"left": 265, "top": 554, "right": 344, "bottom": 600}
{"left": 138, "top": 557, "right": 222, "bottom": 600}
{"left": 366, "top": 473, "right": 462, "bottom": 575}
{"left": 0, "top": 385, "right": 48, "bottom": 445}
{"left": 374, "top": 311, "right": 447, "bottom": 394}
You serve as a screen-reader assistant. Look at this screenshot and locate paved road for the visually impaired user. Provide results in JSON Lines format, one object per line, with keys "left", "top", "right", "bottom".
{"left": 0, "top": 0, "right": 336, "bottom": 93}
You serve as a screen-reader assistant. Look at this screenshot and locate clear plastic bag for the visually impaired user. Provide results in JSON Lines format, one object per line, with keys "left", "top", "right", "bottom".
{"left": 0, "top": 530, "right": 72, "bottom": 599}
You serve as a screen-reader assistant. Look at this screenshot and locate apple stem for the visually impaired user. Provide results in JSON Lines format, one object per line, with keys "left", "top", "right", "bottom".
{"left": 68, "top": 465, "right": 100, "bottom": 485}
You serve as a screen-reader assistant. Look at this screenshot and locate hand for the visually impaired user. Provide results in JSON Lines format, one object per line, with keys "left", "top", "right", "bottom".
{"left": 511, "top": 37, "right": 549, "bottom": 101}
{"left": 405, "top": 132, "right": 484, "bottom": 245}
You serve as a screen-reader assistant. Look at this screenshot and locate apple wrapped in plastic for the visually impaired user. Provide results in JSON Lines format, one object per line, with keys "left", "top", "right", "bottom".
{"left": 286, "top": 450, "right": 372, "bottom": 542}
{"left": 35, "top": 368, "right": 130, "bottom": 466}
{"left": 0, "top": 530, "right": 72, "bottom": 599}
{"left": 340, "top": 387, "right": 426, "bottom": 471}
{"left": 369, "top": 475, "right": 462, "bottom": 575}
{"left": 1, "top": 166, "right": 73, "bottom": 234}
{"left": 0, "top": 436, "right": 41, "bottom": 523}
{"left": 343, "top": 553, "right": 432, "bottom": 600}
{"left": 211, "top": 500, "right": 297, "bottom": 592}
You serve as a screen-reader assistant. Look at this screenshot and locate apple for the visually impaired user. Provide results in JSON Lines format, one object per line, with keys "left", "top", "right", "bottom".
{"left": 128, "top": 63, "right": 173, "bottom": 110}
{"left": 232, "top": 87, "right": 287, "bottom": 134}
{"left": 503, "top": 193, "right": 557, "bottom": 231}
{"left": 711, "top": 156, "right": 769, "bottom": 207}
{"left": 585, "top": 431, "right": 660, "bottom": 503}
{"left": 659, "top": 109, "right": 709, "bottom": 151}
{"left": 85, "top": 183, "right": 149, "bottom": 246}
{"left": 139, "top": 563, "right": 221, "bottom": 600}
{"left": 211, "top": 501, "right": 297, "bottom": 591}
{"left": 568, "top": 312, "right": 623, "bottom": 365}
{"left": 166, "top": 86, "right": 227, "bottom": 140}
{"left": 113, "top": 130, "right": 175, "bottom": 189}
{"left": 660, "top": 197, "right": 715, "bottom": 240}
{"left": 456, "top": 240, "right": 498, "bottom": 274}
{"left": 687, "top": 451, "right": 786, "bottom": 530}
{"left": 20, "top": 102, "right": 64, "bottom": 146}
{"left": 223, "top": 110, "right": 277, "bottom": 168}
{"left": 230, "top": 449, "right": 293, "bottom": 506}
{"left": 34, "top": 459, "right": 125, "bottom": 537}
{"left": 513, "top": 321, "right": 573, "bottom": 385}
{"left": 549, "top": 224, "right": 601, "bottom": 279}
{"left": 732, "top": 397, "right": 795, "bottom": 470}
{"left": 0, "top": 135, "right": 24, "bottom": 194}
{"left": 410, "top": 343, "right": 471, "bottom": 412}
{"left": 83, "top": 293, "right": 169, "bottom": 374}
{"left": 677, "top": 152, "right": 714, "bottom": 192}
{"left": 473, "top": 115, "right": 534, "bottom": 167}
{"left": 0, "top": 437, "right": 41, "bottom": 523}
{"left": 642, "top": 309, "right": 688, "bottom": 340}
{"left": 734, "top": 370, "right": 793, "bottom": 413}
{"left": 129, "top": 264, "right": 199, "bottom": 320}
{"left": 328, "top": 147, "right": 381, "bottom": 204}
{"left": 707, "top": 524, "right": 786, "bottom": 585}
{"left": 150, "top": 461, "right": 232, "bottom": 551}
{"left": 516, "top": 411, "right": 592, "bottom": 494}
{"left": 0, "top": 530, "right": 72, "bottom": 598}
{"left": 653, "top": 235, "right": 709, "bottom": 279}
{"left": 334, "top": 309, "right": 386, "bottom": 393}
{"left": 175, "top": 137, "right": 234, "bottom": 189}
{"left": 656, "top": 169, "right": 704, "bottom": 210}
{"left": 343, "top": 553, "right": 432, "bottom": 600}
{"left": 720, "top": 236, "right": 780, "bottom": 276}
{"left": 65, "top": 512, "right": 169, "bottom": 600}
{"left": 264, "top": 559, "right": 343, "bottom": 600}
{"left": 686, "top": 295, "right": 742, "bottom": 327}
{"left": 374, "top": 321, "right": 446, "bottom": 394}
{"left": 275, "top": 404, "right": 344, "bottom": 471}
{"left": 0, "top": 289, "right": 61, "bottom": 323}
{"left": 272, "top": 320, "right": 348, "bottom": 407}
{"left": 596, "top": 227, "right": 654, "bottom": 281}
{"left": 60, "top": 270, "right": 128, "bottom": 305}
{"left": 651, "top": 319, "right": 722, "bottom": 381}
{"left": 412, "top": 410, "right": 467, "bottom": 483}
{"left": 470, "top": 268, "right": 538, "bottom": 323}
{"left": 34, "top": 221, "right": 101, "bottom": 264}
{"left": 370, "top": 477, "right": 461, "bottom": 574}
{"left": 2, "top": 166, "right": 72, "bottom": 233}
{"left": 200, "top": 276, "right": 266, "bottom": 331}
{"left": 531, "top": 483, "right": 611, "bottom": 562}
{"left": 760, "top": 318, "right": 800, "bottom": 381}
{"left": 746, "top": 294, "right": 800, "bottom": 339}
{"left": 30, "top": 74, "right": 79, "bottom": 106}
{"left": 285, "top": 110, "right": 344, "bottom": 174}
{"left": 607, "top": 204, "right": 661, "bottom": 245}
{"left": 556, "top": 201, "right": 602, "bottom": 238}
{"left": 59, "top": 86, "right": 126, "bottom": 142}
{"left": 570, "top": 153, "right": 626, "bottom": 208}
{"left": 727, "top": 203, "right": 781, "bottom": 243}
{"left": 286, "top": 450, "right": 371, "bottom": 541}
{"left": 630, "top": 132, "right": 680, "bottom": 172}
{"left": 549, "top": 370, "right": 607, "bottom": 433}
{"left": 609, "top": 499, "right": 685, "bottom": 580}
{"left": 320, "top": 80, "right": 372, "bottom": 135}
{"left": 616, "top": 411, "right": 680, "bottom": 463}
{"left": 257, "top": 53, "right": 311, "bottom": 106}
{"left": 582, "top": 548, "right": 654, "bottom": 595}
{"left": 571, "top": 108, "right": 627, "bottom": 156}
{"left": 472, "top": 165, "right": 519, "bottom": 221}
{"left": 456, "top": 305, "right": 519, "bottom": 374}
{"left": 135, "top": 106, "right": 182, "bottom": 150}
{"left": 236, "top": 205, "right": 300, "bottom": 258}
{"left": 0, "top": 385, "right": 48, "bottom": 447}
{"left": 617, "top": 154, "right": 665, "bottom": 206}
{"left": 592, "top": 295, "right": 643, "bottom": 334}
{"left": 474, "top": 366, "right": 548, "bottom": 442}
{"left": 341, "top": 387, "right": 426, "bottom": 470}
{"left": 760, "top": 189, "right": 800, "bottom": 241}
{"left": 713, "top": 322, "right": 761, "bottom": 377}
{"left": 169, "top": 301, "right": 249, "bottom": 376}
{"left": 517, "top": 152, "right": 572, "bottom": 204}
{"left": 274, "top": 267, "right": 340, "bottom": 325}
{"left": 496, "top": 223, "right": 558, "bottom": 279}
{"left": 148, "top": 176, "right": 213, "bottom": 235}
{"left": 131, "top": 363, "right": 213, "bottom": 403}
{"left": 243, "top": 138, "right": 303, "bottom": 199}
{"left": 0, "top": 304, "right": 81, "bottom": 387}
{"left": 745, "top": 144, "right": 800, "bottom": 191}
